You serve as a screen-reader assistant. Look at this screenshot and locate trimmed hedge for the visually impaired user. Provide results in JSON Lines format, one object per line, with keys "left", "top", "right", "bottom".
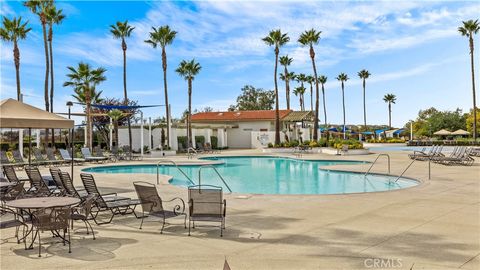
{"left": 210, "top": 136, "right": 218, "bottom": 149}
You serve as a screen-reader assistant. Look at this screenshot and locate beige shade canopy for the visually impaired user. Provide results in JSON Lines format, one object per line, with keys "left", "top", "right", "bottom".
{"left": 0, "top": 98, "right": 74, "bottom": 129}
{"left": 451, "top": 129, "right": 470, "bottom": 135}
{"left": 433, "top": 129, "right": 452, "bottom": 136}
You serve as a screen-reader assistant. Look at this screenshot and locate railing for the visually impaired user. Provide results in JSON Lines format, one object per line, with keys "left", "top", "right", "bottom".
{"left": 364, "top": 154, "right": 391, "bottom": 177}
{"left": 198, "top": 165, "right": 232, "bottom": 193}
{"left": 156, "top": 160, "right": 195, "bottom": 186}
{"left": 393, "top": 157, "right": 431, "bottom": 182}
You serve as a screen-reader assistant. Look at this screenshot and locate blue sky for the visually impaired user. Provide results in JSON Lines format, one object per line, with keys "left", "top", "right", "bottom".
{"left": 1, "top": 0, "right": 479, "bottom": 128}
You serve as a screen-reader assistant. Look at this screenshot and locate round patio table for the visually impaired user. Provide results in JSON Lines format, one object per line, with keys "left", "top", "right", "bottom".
{"left": 6, "top": 197, "right": 81, "bottom": 250}
{"left": 6, "top": 197, "right": 80, "bottom": 209}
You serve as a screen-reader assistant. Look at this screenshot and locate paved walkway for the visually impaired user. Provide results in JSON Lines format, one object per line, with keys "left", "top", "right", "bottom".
{"left": 1, "top": 149, "right": 479, "bottom": 269}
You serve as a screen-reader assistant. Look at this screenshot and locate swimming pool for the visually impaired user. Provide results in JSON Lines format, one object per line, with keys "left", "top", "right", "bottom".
{"left": 82, "top": 156, "right": 419, "bottom": 195}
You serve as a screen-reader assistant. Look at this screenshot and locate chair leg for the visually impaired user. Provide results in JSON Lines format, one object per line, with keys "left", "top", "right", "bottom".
{"left": 184, "top": 215, "right": 187, "bottom": 229}
{"left": 188, "top": 219, "right": 191, "bottom": 236}
{"left": 38, "top": 230, "right": 41, "bottom": 257}
{"left": 139, "top": 211, "right": 145, "bottom": 229}
{"left": 86, "top": 220, "right": 95, "bottom": 240}
{"left": 83, "top": 220, "right": 90, "bottom": 235}
{"left": 160, "top": 217, "right": 165, "bottom": 234}
{"left": 68, "top": 226, "right": 71, "bottom": 253}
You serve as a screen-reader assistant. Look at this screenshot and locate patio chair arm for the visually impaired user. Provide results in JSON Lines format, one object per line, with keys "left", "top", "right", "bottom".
{"left": 101, "top": 192, "right": 117, "bottom": 197}
{"left": 164, "top": 197, "right": 185, "bottom": 215}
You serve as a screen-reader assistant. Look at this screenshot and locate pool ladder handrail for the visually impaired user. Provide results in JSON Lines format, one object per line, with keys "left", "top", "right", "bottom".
{"left": 156, "top": 160, "right": 196, "bottom": 186}
{"left": 393, "top": 157, "right": 431, "bottom": 182}
{"left": 364, "top": 154, "right": 391, "bottom": 177}
{"left": 198, "top": 165, "right": 232, "bottom": 193}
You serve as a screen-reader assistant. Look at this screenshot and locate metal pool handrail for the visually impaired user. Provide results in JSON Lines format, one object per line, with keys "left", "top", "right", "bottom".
{"left": 198, "top": 165, "right": 232, "bottom": 193}
{"left": 393, "top": 157, "right": 431, "bottom": 182}
{"left": 156, "top": 160, "right": 195, "bottom": 186}
{"left": 364, "top": 154, "right": 391, "bottom": 177}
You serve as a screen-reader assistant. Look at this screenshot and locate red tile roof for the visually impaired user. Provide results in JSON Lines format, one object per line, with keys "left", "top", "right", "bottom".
{"left": 191, "top": 110, "right": 292, "bottom": 122}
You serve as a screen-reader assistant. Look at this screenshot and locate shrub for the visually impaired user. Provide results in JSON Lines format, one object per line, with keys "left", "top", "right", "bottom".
{"left": 267, "top": 143, "right": 273, "bottom": 148}
{"left": 1, "top": 143, "right": 9, "bottom": 151}
{"left": 309, "top": 141, "right": 318, "bottom": 147}
{"left": 195, "top": 136, "right": 205, "bottom": 146}
{"left": 177, "top": 136, "right": 188, "bottom": 148}
{"left": 210, "top": 136, "right": 218, "bottom": 148}
{"left": 318, "top": 138, "right": 328, "bottom": 147}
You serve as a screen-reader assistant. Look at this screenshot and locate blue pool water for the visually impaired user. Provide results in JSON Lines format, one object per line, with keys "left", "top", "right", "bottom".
{"left": 82, "top": 156, "right": 418, "bottom": 195}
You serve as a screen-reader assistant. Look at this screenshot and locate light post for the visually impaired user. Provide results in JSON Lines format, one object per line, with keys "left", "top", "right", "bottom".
{"left": 66, "top": 101, "right": 74, "bottom": 180}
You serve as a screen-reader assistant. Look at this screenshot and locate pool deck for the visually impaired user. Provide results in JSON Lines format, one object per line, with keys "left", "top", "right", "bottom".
{"left": 1, "top": 149, "right": 479, "bottom": 269}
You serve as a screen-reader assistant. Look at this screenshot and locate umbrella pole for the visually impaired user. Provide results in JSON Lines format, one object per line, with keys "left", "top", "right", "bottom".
{"left": 28, "top": 128, "right": 31, "bottom": 165}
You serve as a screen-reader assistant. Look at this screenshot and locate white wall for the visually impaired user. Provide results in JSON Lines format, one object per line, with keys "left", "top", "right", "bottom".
{"left": 227, "top": 121, "right": 273, "bottom": 148}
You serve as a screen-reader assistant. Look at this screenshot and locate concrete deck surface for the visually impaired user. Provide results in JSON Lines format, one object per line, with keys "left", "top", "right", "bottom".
{"left": 1, "top": 149, "right": 479, "bottom": 270}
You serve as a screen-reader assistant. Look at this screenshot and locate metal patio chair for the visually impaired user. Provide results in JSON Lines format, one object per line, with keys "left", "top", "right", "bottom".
{"left": 188, "top": 185, "right": 226, "bottom": 237}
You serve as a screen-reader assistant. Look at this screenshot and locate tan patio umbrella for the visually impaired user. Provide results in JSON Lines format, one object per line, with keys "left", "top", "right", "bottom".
{"left": 0, "top": 98, "right": 74, "bottom": 165}
{"left": 433, "top": 129, "right": 452, "bottom": 136}
{"left": 451, "top": 129, "right": 470, "bottom": 136}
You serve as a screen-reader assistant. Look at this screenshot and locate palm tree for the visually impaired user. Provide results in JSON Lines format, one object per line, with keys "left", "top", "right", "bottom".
{"left": 336, "top": 73, "right": 349, "bottom": 139}
{"left": 383, "top": 94, "right": 396, "bottom": 129}
{"left": 24, "top": 0, "right": 52, "bottom": 112}
{"left": 357, "top": 69, "right": 371, "bottom": 132}
{"left": 111, "top": 20, "right": 135, "bottom": 152}
{"left": 279, "top": 55, "right": 293, "bottom": 110}
{"left": 25, "top": 0, "right": 52, "bottom": 146}
{"left": 293, "top": 86, "right": 306, "bottom": 111}
{"left": 175, "top": 59, "right": 201, "bottom": 148}
{"left": 306, "top": 75, "right": 314, "bottom": 111}
{"left": 458, "top": 19, "right": 480, "bottom": 140}
{"left": 45, "top": 5, "right": 65, "bottom": 145}
{"left": 45, "top": 5, "right": 64, "bottom": 113}
{"left": 72, "top": 87, "right": 103, "bottom": 104}
{"left": 63, "top": 62, "right": 107, "bottom": 149}
{"left": 318, "top": 75, "right": 328, "bottom": 132}
{"left": 145, "top": 25, "right": 177, "bottom": 149}
{"left": 262, "top": 29, "right": 290, "bottom": 145}
{"left": 107, "top": 109, "right": 123, "bottom": 148}
{"left": 298, "top": 29, "right": 321, "bottom": 140}
{"left": 0, "top": 16, "right": 31, "bottom": 100}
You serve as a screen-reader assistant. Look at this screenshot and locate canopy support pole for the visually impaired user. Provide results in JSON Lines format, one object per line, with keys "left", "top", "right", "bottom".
{"left": 19, "top": 129, "right": 23, "bottom": 158}
{"left": 28, "top": 128, "right": 31, "bottom": 165}
{"left": 140, "top": 111, "right": 144, "bottom": 156}
{"left": 71, "top": 127, "right": 74, "bottom": 181}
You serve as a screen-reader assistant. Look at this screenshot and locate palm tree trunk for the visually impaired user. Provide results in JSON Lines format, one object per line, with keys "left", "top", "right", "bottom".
{"left": 309, "top": 83, "right": 313, "bottom": 112}
{"left": 274, "top": 48, "right": 280, "bottom": 145}
{"left": 470, "top": 36, "right": 477, "bottom": 140}
{"left": 310, "top": 46, "right": 320, "bottom": 140}
{"left": 41, "top": 17, "right": 50, "bottom": 146}
{"left": 114, "top": 121, "right": 119, "bottom": 147}
{"left": 48, "top": 25, "right": 55, "bottom": 146}
{"left": 86, "top": 89, "right": 92, "bottom": 149}
{"left": 284, "top": 66, "right": 290, "bottom": 110}
{"left": 388, "top": 103, "right": 392, "bottom": 129}
{"left": 342, "top": 83, "right": 346, "bottom": 140}
{"left": 13, "top": 42, "right": 20, "bottom": 101}
{"left": 122, "top": 40, "right": 133, "bottom": 152}
{"left": 187, "top": 79, "right": 192, "bottom": 147}
{"left": 162, "top": 48, "right": 170, "bottom": 148}
{"left": 363, "top": 79, "right": 367, "bottom": 131}
{"left": 322, "top": 84, "right": 327, "bottom": 136}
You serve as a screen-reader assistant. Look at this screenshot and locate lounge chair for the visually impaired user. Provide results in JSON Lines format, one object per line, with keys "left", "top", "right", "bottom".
{"left": 196, "top": 142, "right": 205, "bottom": 153}
{"left": 133, "top": 181, "right": 186, "bottom": 233}
{"left": 49, "top": 167, "right": 66, "bottom": 196}
{"left": 32, "top": 148, "right": 56, "bottom": 166}
{"left": 46, "top": 148, "right": 66, "bottom": 166}
{"left": 25, "top": 166, "right": 54, "bottom": 196}
{"left": 94, "top": 147, "right": 115, "bottom": 162}
{"left": 0, "top": 181, "right": 25, "bottom": 202}
{"left": 0, "top": 151, "right": 13, "bottom": 166}
{"left": 11, "top": 150, "right": 27, "bottom": 167}
{"left": 80, "top": 173, "right": 140, "bottom": 225}
{"left": 81, "top": 148, "right": 108, "bottom": 163}
{"left": 121, "top": 146, "right": 142, "bottom": 161}
{"left": 59, "top": 149, "right": 86, "bottom": 164}
{"left": 178, "top": 143, "right": 187, "bottom": 153}
{"left": 188, "top": 185, "right": 226, "bottom": 237}
{"left": 340, "top": 145, "right": 349, "bottom": 155}
{"left": 204, "top": 143, "right": 215, "bottom": 154}
{"left": 2, "top": 165, "right": 30, "bottom": 183}
{"left": 59, "top": 171, "right": 86, "bottom": 199}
